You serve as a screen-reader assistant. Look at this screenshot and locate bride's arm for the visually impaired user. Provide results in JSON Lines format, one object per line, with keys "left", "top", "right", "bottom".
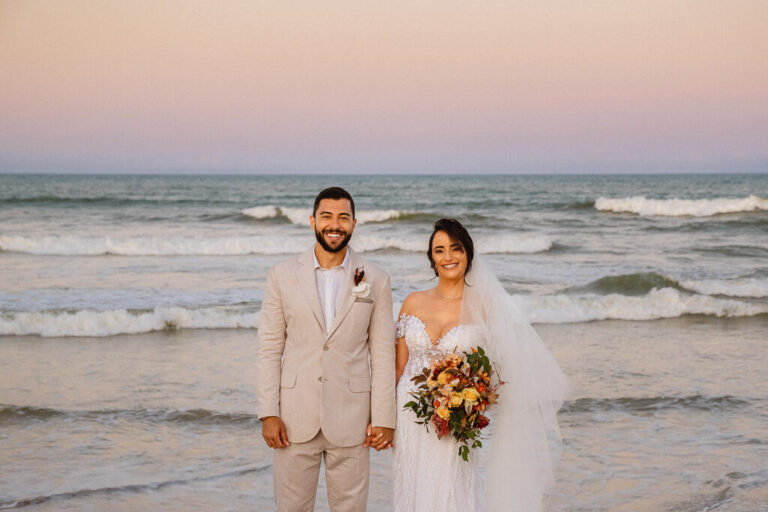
{"left": 395, "top": 337, "right": 408, "bottom": 384}
{"left": 395, "top": 297, "right": 414, "bottom": 385}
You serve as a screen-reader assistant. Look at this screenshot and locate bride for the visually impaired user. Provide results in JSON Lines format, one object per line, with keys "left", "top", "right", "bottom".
{"left": 391, "top": 218, "right": 569, "bottom": 511}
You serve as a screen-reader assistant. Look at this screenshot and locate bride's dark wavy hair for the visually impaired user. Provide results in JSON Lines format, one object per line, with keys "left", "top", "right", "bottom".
{"left": 427, "top": 218, "right": 474, "bottom": 277}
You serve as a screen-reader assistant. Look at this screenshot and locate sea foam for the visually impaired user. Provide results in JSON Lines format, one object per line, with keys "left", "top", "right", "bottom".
{"left": 595, "top": 195, "right": 768, "bottom": 217}
{"left": 0, "top": 234, "right": 312, "bottom": 256}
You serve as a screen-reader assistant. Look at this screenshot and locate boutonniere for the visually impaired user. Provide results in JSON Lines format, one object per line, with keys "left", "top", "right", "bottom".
{"left": 352, "top": 267, "right": 371, "bottom": 298}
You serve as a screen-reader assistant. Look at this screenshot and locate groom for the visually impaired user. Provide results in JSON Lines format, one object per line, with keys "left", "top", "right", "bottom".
{"left": 256, "top": 186, "right": 396, "bottom": 512}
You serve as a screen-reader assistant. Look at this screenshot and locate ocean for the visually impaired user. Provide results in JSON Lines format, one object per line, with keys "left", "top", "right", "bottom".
{"left": 1, "top": 173, "right": 767, "bottom": 510}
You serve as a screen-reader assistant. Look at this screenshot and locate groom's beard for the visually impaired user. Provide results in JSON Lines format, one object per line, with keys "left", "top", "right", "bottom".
{"left": 315, "top": 228, "right": 352, "bottom": 253}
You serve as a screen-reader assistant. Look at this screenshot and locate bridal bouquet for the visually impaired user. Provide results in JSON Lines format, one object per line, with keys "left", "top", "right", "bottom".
{"left": 404, "top": 346, "right": 503, "bottom": 461}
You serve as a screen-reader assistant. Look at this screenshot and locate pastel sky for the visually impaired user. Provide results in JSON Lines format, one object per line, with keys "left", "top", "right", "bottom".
{"left": 1, "top": 1, "right": 767, "bottom": 174}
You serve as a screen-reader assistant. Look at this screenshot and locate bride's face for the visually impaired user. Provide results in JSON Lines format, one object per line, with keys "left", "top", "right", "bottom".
{"left": 430, "top": 230, "right": 468, "bottom": 281}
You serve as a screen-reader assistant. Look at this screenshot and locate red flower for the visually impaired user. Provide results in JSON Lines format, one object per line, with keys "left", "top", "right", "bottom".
{"left": 475, "top": 414, "right": 490, "bottom": 430}
{"left": 354, "top": 267, "right": 365, "bottom": 285}
{"left": 431, "top": 414, "right": 451, "bottom": 439}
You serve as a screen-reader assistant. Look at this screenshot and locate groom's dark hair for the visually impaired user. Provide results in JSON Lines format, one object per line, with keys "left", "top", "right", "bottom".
{"left": 313, "top": 187, "right": 356, "bottom": 219}
{"left": 428, "top": 218, "right": 474, "bottom": 277}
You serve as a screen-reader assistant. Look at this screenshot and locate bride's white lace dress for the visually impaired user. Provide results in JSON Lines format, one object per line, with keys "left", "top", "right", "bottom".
{"left": 392, "top": 313, "right": 486, "bottom": 511}
{"left": 391, "top": 259, "right": 568, "bottom": 511}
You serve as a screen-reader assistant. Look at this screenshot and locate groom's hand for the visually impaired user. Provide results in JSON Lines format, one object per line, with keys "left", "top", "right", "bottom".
{"left": 368, "top": 426, "right": 394, "bottom": 451}
{"left": 363, "top": 423, "right": 375, "bottom": 447}
{"left": 261, "top": 416, "right": 290, "bottom": 449}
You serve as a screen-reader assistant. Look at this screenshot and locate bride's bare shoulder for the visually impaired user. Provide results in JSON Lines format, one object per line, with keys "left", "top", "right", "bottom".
{"left": 400, "top": 289, "right": 436, "bottom": 316}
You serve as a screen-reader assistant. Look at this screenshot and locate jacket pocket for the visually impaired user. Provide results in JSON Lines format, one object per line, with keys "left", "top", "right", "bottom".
{"left": 347, "top": 375, "right": 371, "bottom": 393}
{"left": 280, "top": 372, "right": 297, "bottom": 389}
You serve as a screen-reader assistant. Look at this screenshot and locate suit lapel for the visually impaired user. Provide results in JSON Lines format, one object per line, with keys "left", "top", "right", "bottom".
{"left": 297, "top": 247, "right": 326, "bottom": 333}
{"left": 326, "top": 247, "right": 361, "bottom": 340}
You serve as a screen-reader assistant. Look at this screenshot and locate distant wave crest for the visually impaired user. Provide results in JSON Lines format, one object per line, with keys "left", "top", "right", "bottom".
{"left": 595, "top": 195, "right": 768, "bottom": 217}
{"left": 241, "top": 205, "right": 408, "bottom": 224}
{"left": 0, "top": 307, "right": 258, "bottom": 337}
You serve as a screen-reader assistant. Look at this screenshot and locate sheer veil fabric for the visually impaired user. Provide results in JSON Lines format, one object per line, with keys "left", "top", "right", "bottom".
{"left": 460, "top": 256, "right": 569, "bottom": 511}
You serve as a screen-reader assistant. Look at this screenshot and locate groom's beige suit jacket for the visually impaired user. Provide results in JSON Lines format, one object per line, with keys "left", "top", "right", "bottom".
{"left": 256, "top": 246, "right": 396, "bottom": 447}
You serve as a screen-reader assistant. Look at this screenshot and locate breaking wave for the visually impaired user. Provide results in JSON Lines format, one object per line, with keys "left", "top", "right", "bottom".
{"left": 353, "top": 233, "right": 554, "bottom": 254}
{"left": 0, "top": 234, "right": 312, "bottom": 256}
{"left": 519, "top": 288, "right": 768, "bottom": 324}
{"left": 4, "top": 286, "right": 766, "bottom": 337}
{"left": 571, "top": 272, "right": 682, "bottom": 296}
{"left": 595, "top": 195, "right": 768, "bottom": 217}
{"left": 241, "top": 205, "right": 409, "bottom": 224}
{"left": 0, "top": 307, "right": 258, "bottom": 337}
{"left": 678, "top": 277, "right": 768, "bottom": 298}
{"left": 573, "top": 272, "right": 768, "bottom": 298}
{"left": 0, "top": 233, "right": 554, "bottom": 256}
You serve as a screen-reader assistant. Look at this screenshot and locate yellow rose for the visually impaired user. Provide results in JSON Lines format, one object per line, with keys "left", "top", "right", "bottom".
{"left": 437, "top": 371, "right": 451, "bottom": 386}
{"left": 436, "top": 406, "right": 451, "bottom": 420}
{"left": 449, "top": 392, "right": 463, "bottom": 408}
{"left": 426, "top": 377, "right": 437, "bottom": 388}
{"left": 462, "top": 388, "right": 480, "bottom": 403}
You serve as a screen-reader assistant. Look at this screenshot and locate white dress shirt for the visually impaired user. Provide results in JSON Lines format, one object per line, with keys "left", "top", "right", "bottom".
{"left": 313, "top": 248, "right": 350, "bottom": 334}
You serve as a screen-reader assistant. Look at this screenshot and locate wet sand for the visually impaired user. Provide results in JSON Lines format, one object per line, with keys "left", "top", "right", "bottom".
{"left": 1, "top": 316, "right": 766, "bottom": 511}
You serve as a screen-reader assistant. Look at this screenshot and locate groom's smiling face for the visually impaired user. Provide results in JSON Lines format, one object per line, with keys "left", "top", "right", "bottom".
{"left": 310, "top": 198, "right": 356, "bottom": 253}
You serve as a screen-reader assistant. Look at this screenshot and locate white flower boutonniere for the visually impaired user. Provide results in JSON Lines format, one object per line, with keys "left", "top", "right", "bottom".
{"left": 352, "top": 267, "right": 371, "bottom": 298}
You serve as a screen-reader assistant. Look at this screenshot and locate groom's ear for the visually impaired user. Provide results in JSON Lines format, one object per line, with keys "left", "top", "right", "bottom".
{"left": 309, "top": 215, "right": 316, "bottom": 230}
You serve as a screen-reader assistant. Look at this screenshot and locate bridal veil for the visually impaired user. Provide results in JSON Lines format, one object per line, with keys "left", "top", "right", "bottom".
{"left": 459, "top": 256, "right": 569, "bottom": 511}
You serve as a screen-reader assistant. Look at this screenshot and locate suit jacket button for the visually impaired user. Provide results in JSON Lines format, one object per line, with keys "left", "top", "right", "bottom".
{"left": 323, "top": 346, "right": 329, "bottom": 351}
{"left": 318, "top": 376, "right": 322, "bottom": 382}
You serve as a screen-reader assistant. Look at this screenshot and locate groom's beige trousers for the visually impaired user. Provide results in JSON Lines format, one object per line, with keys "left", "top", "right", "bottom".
{"left": 273, "top": 429, "right": 369, "bottom": 512}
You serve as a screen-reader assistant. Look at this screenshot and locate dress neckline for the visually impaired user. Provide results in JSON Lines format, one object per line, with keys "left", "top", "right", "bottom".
{"left": 400, "top": 313, "right": 462, "bottom": 347}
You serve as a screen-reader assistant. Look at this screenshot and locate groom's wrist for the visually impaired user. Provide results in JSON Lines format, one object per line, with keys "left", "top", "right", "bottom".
{"left": 257, "top": 409, "right": 280, "bottom": 420}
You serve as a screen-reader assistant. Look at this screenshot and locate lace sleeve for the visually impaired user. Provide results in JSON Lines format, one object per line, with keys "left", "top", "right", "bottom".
{"left": 395, "top": 313, "right": 408, "bottom": 339}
